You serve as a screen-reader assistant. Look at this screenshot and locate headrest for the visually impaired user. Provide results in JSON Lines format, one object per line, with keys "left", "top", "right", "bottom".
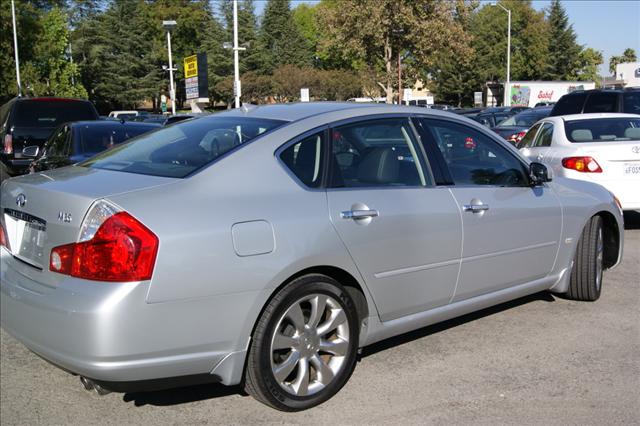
{"left": 357, "top": 148, "right": 399, "bottom": 184}
{"left": 624, "top": 127, "right": 640, "bottom": 139}
{"left": 571, "top": 129, "right": 593, "bottom": 141}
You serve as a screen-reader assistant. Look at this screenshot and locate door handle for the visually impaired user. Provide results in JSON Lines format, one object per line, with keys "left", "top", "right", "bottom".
{"left": 341, "top": 209, "right": 379, "bottom": 220}
{"left": 463, "top": 204, "right": 489, "bottom": 213}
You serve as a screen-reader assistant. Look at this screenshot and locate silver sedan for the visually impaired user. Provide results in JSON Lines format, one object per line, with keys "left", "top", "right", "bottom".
{"left": 0, "top": 103, "right": 624, "bottom": 411}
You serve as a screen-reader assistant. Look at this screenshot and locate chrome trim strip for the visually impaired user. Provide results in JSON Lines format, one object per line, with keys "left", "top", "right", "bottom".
{"left": 374, "top": 241, "right": 557, "bottom": 279}
{"left": 374, "top": 258, "right": 460, "bottom": 279}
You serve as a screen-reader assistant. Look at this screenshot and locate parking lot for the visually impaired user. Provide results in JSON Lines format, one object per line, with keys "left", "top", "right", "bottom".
{"left": 1, "top": 213, "right": 638, "bottom": 425}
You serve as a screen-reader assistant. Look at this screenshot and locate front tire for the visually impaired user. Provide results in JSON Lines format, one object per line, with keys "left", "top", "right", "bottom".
{"left": 567, "top": 215, "right": 604, "bottom": 301}
{"left": 244, "top": 274, "right": 359, "bottom": 411}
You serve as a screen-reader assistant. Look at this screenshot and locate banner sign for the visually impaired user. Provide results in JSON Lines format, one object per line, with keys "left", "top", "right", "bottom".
{"left": 184, "top": 53, "right": 209, "bottom": 100}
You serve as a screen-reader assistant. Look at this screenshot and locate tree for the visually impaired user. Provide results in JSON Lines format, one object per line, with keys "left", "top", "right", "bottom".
{"left": 429, "top": 0, "right": 480, "bottom": 107}
{"left": 30, "top": 7, "right": 87, "bottom": 97}
{"left": 544, "top": 0, "right": 581, "bottom": 80}
{"left": 574, "top": 47, "right": 602, "bottom": 84}
{"left": 319, "top": 0, "right": 471, "bottom": 103}
{"left": 471, "top": 1, "right": 549, "bottom": 85}
{"left": 259, "top": 0, "right": 311, "bottom": 72}
{"left": 609, "top": 48, "right": 637, "bottom": 75}
{"left": 82, "top": 0, "right": 162, "bottom": 110}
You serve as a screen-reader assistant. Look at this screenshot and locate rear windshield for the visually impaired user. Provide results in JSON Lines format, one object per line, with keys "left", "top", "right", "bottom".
{"left": 78, "top": 124, "right": 158, "bottom": 155}
{"left": 551, "top": 93, "right": 587, "bottom": 116}
{"left": 81, "top": 116, "right": 286, "bottom": 178}
{"left": 13, "top": 100, "right": 97, "bottom": 128}
{"left": 565, "top": 118, "right": 640, "bottom": 143}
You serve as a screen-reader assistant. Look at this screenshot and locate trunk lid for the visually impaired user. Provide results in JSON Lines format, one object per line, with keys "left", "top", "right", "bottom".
{"left": 1, "top": 166, "right": 176, "bottom": 287}
{"left": 575, "top": 140, "right": 640, "bottom": 177}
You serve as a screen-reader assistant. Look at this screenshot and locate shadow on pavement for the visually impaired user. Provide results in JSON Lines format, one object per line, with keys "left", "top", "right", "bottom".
{"left": 623, "top": 211, "right": 640, "bottom": 230}
{"left": 360, "top": 291, "right": 556, "bottom": 358}
{"left": 123, "top": 383, "right": 245, "bottom": 407}
{"left": 122, "top": 291, "right": 555, "bottom": 407}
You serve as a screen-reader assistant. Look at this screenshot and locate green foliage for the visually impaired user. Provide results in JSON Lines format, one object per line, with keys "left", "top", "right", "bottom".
{"left": 319, "top": 0, "right": 471, "bottom": 103}
{"left": 544, "top": 0, "right": 581, "bottom": 80}
{"left": 609, "top": 48, "right": 637, "bottom": 75}
{"left": 574, "top": 48, "right": 603, "bottom": 85}
{"left": 259, "top": 0, "right": 311, "bottom": 72}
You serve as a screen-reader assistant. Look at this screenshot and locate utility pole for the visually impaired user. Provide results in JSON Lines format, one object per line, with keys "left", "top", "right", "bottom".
{"left": 233, "top": 0, "right": 241, "bottom": 108}
{"left": 11, "top": 0, "right": 22, "bottom": 96}
{"left": 163, "top": 20, "right": 177, "bottom": 115}
{"left": 398, "top": 52, "right": 402, "bottom": 105}
{"left": 490, "top": 2, "right": 511, "bottom": 106}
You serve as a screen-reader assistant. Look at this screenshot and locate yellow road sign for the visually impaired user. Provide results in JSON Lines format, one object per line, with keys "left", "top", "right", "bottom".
{"left": 184, "top": 55, "right": 198, "bottom": 78}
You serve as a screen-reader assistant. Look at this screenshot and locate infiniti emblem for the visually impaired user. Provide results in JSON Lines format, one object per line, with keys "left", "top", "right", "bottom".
{"left": 632, "top": 146, "right": 640, "bottom": 154}
{"left": 16, "top": 193, "right": 27, "bottom": 208}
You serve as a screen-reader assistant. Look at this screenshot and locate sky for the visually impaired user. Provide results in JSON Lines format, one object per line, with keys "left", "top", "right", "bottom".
{"left": 252, "top": 0, "right": 640, "bottom": 76}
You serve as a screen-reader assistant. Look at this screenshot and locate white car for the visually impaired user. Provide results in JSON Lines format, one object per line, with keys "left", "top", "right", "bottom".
{"left": 519, "top": 113, "right": 640, "bottom": 211}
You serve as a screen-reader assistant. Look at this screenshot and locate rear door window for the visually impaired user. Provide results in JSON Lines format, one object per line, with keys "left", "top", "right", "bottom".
{"left": 552, "top": 93, "right": 587, "bottom": 116}
{"left": 583, "top": 92, "right": 618, "bottom": 113}
{"left": 328, "top": 118, "right": 429, "bottom": 188}
{"left": 13, "top": 101, "right": 97, "bottom": 128}
{"left": 534, "top": 123, "right": 554, "bottom": 147}
{"left": 519, "top": 123, "right": 542, "bottom": 148}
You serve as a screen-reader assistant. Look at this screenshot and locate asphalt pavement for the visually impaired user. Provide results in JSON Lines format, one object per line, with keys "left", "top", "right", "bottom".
{"left": 1, "top": 213, "right": 639, "bottom": 425}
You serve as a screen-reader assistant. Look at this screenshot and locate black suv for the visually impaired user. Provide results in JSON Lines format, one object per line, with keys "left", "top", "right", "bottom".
{"left": 549, "top": 88, "right": 640, "bottom": 116}
{"left": 0, "top": 97, "right": 99, "bottom": 176}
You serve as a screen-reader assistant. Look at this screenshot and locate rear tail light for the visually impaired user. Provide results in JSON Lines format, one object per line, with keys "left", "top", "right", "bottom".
{"left": 561, "top": 156, "right": 602, "bottom": 173}
{"left": 3, "top": 134, "right": 13, "bottom": 154}
{"left": 50, "top": 201, "right": 158, "bottom": 282}
{"left": 0, "top": 221, "right": 9, "bottom": 250}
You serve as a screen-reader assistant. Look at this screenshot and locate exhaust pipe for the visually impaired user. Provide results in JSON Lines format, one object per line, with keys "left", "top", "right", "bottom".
{"left": 80, "top": 377, "right": 111, "bottom": 396}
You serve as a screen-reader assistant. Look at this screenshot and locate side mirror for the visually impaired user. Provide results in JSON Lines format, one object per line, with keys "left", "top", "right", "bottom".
{"left": 529, "top": 162, "right": 551, "bottom": 185}
{"left": 22, "top": 146, "right": 40, "bottom": 158}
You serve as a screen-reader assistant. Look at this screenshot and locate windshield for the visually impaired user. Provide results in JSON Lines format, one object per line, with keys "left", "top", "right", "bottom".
{"left": 498, "top": 110, "right": 549, "bottom": 128}
{"left": 81, "top": 116, "right": 286, "bottom": 178}
{"left": 14, "top": 100, "right": 97, "bottom": 128}
{"left": 565, "top": 117, "right": 640, "bottom": 143}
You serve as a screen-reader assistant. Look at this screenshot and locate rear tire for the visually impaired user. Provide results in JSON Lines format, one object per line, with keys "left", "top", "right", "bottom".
{"left": 244, "top": 274, "right": 359, "bottom": 411}
{"left": 567, "top": 215, "right": 604, "bottom": 301}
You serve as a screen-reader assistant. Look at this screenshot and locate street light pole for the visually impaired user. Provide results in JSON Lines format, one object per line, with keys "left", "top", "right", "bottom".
{"left": 163, "top": 20, "right": 177, "bottom": 115}
{"left": 233, "top": 0, "right": 242, "bottom": 108}
{"left": 490, "top": 2, "right": 511, "bottom": 106}
{"left": 11, "top": 0, "right": 22, "bottom": 96}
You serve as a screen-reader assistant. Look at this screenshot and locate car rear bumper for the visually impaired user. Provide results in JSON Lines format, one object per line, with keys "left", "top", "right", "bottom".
{"left": 0, "top": 249, "right": 255, "bottom": 385}
{"left": 0, "top": 157, "right": 31, "bottom": 175}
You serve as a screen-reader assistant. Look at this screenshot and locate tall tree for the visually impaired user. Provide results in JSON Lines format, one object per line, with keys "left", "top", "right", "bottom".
{"left": 30, "top": 7, "right": 87, "bottom": 97}
{"left": 609, "top": 48, "right": 637, "bottom": 74}
{"left": 545, "top": 0, "right": 581, "bottom": 80}
{"left": 320, "top": 0, "right": 471, "bottom": 103}
{"left": 471, "top": 0, "right": 549, "bottom": 85}
{"left": 259, "top": 0, "right": 311, "bottom": 73}
{"left": 429, "top": 0, "right": 479, "bottom": 107}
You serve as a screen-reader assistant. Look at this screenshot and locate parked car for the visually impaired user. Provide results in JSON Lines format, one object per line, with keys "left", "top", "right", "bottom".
{"left": 483, "top": 106, "right": 531, "bottom": 114}
{"left": 107, "top": 110, "right": 148, "bottom": 120}
{"left": 1, "top": 103, "right": 623, "bottom": 411}
{"left": 492, "top": 106, "right": 553, "bottom": 145}
{"left": 28, "top": 120, "right": 160, "bottom": 173}
{"left": 535, "top": 101, "right": 556, "bottom": 108}
{"left": 549, "top": 88, "right": 640, "bottom": 117}
{"left": 0, "top": 97, "right": 99, "bottom": 176}
{"left": 454, "top": 107, "right": 486, "bottom": 117}
{"left": 519, "top": 113, "right": 640, "bottom": 211}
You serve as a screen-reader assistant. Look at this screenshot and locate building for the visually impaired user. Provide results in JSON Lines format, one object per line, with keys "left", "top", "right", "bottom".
{"left": 603, "top": 62, "right": 640, "bottom": 88}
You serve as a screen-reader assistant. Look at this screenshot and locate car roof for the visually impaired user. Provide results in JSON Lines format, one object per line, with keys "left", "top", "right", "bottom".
{"left": 559, "top": 112, "right": 640, "bottom": 122}
{"left": 14, "top": 96, "right": 92, "bottom": 103}
{"left": 207, "top": 102, "right": 461, "bottom": 123}
{"left": 561, "top": 88, "right": 639, "bottom": 95}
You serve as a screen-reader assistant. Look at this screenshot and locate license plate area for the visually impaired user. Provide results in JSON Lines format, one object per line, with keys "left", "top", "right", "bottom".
{"left": 3, "top": 208, "right": 47, "bottom": 269}
{"left": 623, "top": 162, "right": 640, "bottom": 175}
